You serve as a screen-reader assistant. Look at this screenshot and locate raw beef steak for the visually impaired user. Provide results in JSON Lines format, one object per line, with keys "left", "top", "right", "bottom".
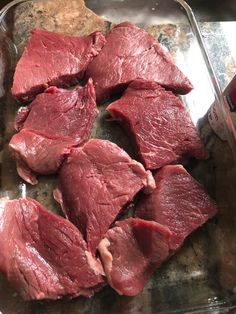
{"left": 135, "top": 165, "right": 218, "bottom": 251}
{"left": 9, "top": 79, "right": 98, "bottom": 185}
{"left": 0, "top": 197, "right": 104, "bottom": 300}
{"left": 54, "top": 139, "right": 156, "bottom": 254}
{"left": 98, "top": 218, "right": 171, "bottom": 296}
{"left": 12, "top": 28, "right": 106, "bottom": 101}
{"left": 86, "top": 21, "right": 193, "bottom": 103}
{"left": 107, "top": 79, "right": 206, "bottom": 169}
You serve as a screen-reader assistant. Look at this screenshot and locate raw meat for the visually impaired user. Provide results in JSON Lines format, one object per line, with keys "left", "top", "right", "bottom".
{"left": 0, "top": 197, "right": 104, "bottom": 300}
{"left": 9, "top": 79, "right": 98, "bottom": 185}
{"left": 54, "top": 139, "right": 156, "bottom": 254}
{"left": 12, "top": 28, "right": 106, "bottom": 101}
{"left": 98, "top": 218, "right": 171, "bottom": 296}
{"left": 107, "top": 79, "right": 206, "bottom": 170}
{"left": 135, "top": 165, "right": 218, "bottom": 251}
{"left": 86, "top": 21, "right": 193, "bottom": 103}
{"left": 10, "top": 130, "right": 73, "bottom": 185}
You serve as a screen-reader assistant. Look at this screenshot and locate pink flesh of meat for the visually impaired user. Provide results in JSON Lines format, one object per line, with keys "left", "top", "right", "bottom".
{"left": 0, "top": 197, "right": 104, "bottom": 300}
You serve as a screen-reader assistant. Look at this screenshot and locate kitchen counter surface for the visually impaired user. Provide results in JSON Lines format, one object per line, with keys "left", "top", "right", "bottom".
{"left": 0, "top": 0, "right": 236, "bottom": 21}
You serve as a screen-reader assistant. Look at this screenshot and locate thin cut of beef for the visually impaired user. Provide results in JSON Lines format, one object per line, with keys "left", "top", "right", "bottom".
{"left": 54, "top": 139, "right": 156, "bottom": 254}
{"left": 9, "top": 79, "right": 98, "bottom": 185}
{"left": 107, "top": 79, "right": 206, "bottom": 170}
{"left": 98, "top": 218, "right": 171, "bottom": 296}
{"left": 0, "top": 197, "right": 104, "bottom": 300}
{"left": 12, "top": 28, "right": 106, "bottom": 102}
{"left": 86, "top": 21, "right": 193, "bottom": 103}
{"left": 135, "top": 165, "right": 218, "bottom": 251}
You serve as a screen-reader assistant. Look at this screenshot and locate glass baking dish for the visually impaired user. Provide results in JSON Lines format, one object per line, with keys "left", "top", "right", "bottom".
{"left": 0, "top": 0, "right": 236, "bottom": 313}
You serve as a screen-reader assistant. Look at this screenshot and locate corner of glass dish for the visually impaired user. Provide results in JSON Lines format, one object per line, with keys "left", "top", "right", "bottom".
{"left": 176, "top": 0, "right": 236, "bottom": 162}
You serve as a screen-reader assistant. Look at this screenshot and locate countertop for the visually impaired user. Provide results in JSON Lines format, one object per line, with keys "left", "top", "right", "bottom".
{"left": 1, "top": 0, "right": 236, "bottom": 21}
{"left": 200, "top": 22, "right": 236, "bottom": 89}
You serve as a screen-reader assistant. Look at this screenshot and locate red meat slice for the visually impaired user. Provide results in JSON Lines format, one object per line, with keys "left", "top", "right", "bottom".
{"left": 107, "top": 79, "right": 206, "bottom": 170}
{"left": 12, "top": 28, "right": 106, "bottom": 102}
{"left": 10, "top": 130, "right": 74, "bottom": 185}
{"left": 98, "top": 218, "right": 171, "bottom": 296}
{"left": 0, "top": 197, "right": 104, "bottom": 300}
{"left": 54, "top": 139, "right": 156, "bottom": 254}
{"left": 9, "top": 79, "right": 98, "bottom": 185}
{"left": 86, "top": 21, "right": 193, "bottom": 103}
{"left": 135, "top": 165, "right": 218, "bottom": 251}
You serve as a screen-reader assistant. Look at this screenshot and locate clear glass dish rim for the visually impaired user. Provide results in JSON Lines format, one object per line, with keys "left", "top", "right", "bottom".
{"left": 0, "top": 0, "right": 236, "bottom": 312}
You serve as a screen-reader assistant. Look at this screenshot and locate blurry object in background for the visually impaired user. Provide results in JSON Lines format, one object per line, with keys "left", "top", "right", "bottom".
{"left": 208, "top": 75, "right": 236, "bottom": 141}
{"left": 186, "top": 0, "right": 236, "bottom": 21}
{"left": 0, "top": 0, "right": 10, "bottom": 10}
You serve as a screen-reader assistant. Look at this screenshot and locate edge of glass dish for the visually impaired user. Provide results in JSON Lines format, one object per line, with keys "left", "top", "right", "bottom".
{"left": 0, "top": 0, "right": 28, "bottom": 25}
{"left": 176, "top": 0, "right": 236, "bottom": 163}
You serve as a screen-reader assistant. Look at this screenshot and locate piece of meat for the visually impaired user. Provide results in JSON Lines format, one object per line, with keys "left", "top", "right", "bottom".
{"left": 135, "top": 165, "right": 218, "bottom": 251}
{"left": 54, "top": 139, "right": 156, "bottom": 254}
{"left": 12, "top": 28, "right": 106, "bottom": 102}
{"left": 0, "top": 197, "right": 104, "bottom": 300}
{"left": 10, "top": 130, "right": 74, "bottom": 185}
{"left": 9, "top": 79, "right": 98, "bottom": 185}
{"left": 107, "top": 79, "right": 206, "bottom": 170}
{"left": 86, "top": 21, "right": 193, "bottom": 103}
{"left": 98, "top": 218, "right": 171, "bottom": 296}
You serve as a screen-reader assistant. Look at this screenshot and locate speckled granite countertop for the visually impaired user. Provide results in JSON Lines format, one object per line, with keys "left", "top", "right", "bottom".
{"left": 200, "top": 22, "right": 236, "bottom": 89}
